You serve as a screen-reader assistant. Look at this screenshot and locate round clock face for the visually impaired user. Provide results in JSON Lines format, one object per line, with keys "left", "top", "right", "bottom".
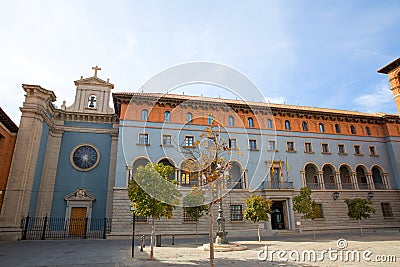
{"left": 70, "top": 145, "right": 100, "bottom": 171}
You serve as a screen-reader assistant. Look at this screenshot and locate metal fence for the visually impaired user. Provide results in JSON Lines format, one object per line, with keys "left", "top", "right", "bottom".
{"left": 21, "top": 216, "right": 112, "bottom": 240}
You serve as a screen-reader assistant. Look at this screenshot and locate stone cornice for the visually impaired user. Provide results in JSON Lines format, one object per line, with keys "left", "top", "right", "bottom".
{"left": 53, "top": 110, "right": 119, "bottom": 124}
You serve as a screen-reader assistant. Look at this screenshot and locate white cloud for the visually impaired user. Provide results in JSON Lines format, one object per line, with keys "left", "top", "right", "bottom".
{"left": 354, "top": 81, "right": 394, "bottom": 113}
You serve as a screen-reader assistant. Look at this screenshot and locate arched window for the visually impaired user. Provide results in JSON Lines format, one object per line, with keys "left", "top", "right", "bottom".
{"left": 319, "top": 123, "right": 324, "bottom": 133}
{"left": 88, "top": 94, "right": 97, "bottom": 108}
{"left": 164, "top": 111, "right": 170, "bottom": 122}
{"left": 365, "top": 126, "right": 371, "bottom": 136}
{"left": 228, "top": 116, "right": 234, "bottom": 127}
{"left": 335, "top": 124, "right": 341, "bottom": 133}
{"left": 248, "top": 117, "right": 254, "bottom": 128}
{"left": 285, "top": 120, "right": 291, "bottom": 130}
{"left": 186, "top": 112, "right": 192, "bottom": 123}
{"left": 372, "top": 166, "right": 384, "bottom": 189}
{"left": 208, "top": 114, "right": 213, "bottom": 125}
{"left": 141, "top": 109, "right": 148, "bottom": 121}
{"left": 302, "top": 121, "right": 308, "bottom": 131}
{"left": 266, "top": 119, "right": 273, "bottom": 129}
{"left": 350, "top": 125, "right": 356, "bottom": 134}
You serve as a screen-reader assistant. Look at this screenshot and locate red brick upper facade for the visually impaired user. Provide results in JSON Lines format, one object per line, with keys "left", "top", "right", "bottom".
{"left": 0, "top": 108, "right": 18, "bottom": 213}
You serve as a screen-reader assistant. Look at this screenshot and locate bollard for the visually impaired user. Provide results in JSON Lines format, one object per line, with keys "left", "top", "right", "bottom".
{"left": 172, "top": 234, "right": 175, "bottom": 245}
{"left": 140, "top": 235, "right": 145, "bottom": 251}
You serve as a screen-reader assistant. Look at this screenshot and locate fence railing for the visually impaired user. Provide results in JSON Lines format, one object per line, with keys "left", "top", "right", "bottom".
{"left": 264, "top": 181, "right": 294, "bottom": 189}
{"left": 21, "top": 216, "right": 112, "bottom": 240}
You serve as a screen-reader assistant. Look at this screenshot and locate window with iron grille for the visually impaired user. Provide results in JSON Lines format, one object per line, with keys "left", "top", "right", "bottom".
{"left": 230, "top": 204, "right": 243, "bottom": 221}
{"left": 135, "top": 215, "right": 148, "bottom": 222}
{"left": 183, "top": 208, "right": 198, "bottom": 222}
{"left": 381, "top": 203, "right": 393, "bottom": 218}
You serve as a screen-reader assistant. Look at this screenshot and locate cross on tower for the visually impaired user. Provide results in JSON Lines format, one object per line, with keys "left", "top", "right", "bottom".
{"left": 92, "top": 65, "right": 101, "bottom": 77}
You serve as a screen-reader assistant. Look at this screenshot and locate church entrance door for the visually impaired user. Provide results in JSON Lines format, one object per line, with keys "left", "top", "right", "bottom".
{"left": 69, "top": 207, "right": 87, "bottom": 236}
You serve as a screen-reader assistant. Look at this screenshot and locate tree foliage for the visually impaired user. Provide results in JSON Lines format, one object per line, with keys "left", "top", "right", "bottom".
{"left": 244, "top": 195, "right": 272, "bottom": 223}
{"left": 344, "top": 198, "right": 375, "bottom": 220}
{"left": 127, "top": 163, "right": 180, "bottom": 219}
{"left": 244, "top": 195, "right": 272, "bottom": 242}
{"left": 293, "top": 187, "right": 320, "bottom": 220}
{"left": 183, "top": 187, "right": 209, "bottom": 220}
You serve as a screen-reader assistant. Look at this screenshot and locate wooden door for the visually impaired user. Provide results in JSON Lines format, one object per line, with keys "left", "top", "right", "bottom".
{"left": 70, "top": 207, "right": 87, "bottom": 236}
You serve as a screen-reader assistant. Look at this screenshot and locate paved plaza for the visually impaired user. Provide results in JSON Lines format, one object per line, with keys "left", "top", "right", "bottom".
{"left": 0, "top": 231, "right": 399, "bottom": 266}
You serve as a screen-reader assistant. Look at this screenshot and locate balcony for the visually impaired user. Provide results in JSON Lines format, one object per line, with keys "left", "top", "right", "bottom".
{"left": 306, "top": 183, "right": 321, "bottom": 190}
{"left": 374, "top": 183, "right": 386, "bottom": 190}
{"left": 324, "top": 183, "right": 338, "bottom": 190}
{"left": 358, "top": 183, "right": 369, "bottom": 189}
{"left": 341, "top": 183, "right": 354, "bottom": 190}
{"left": 264, "top": 181, "right": 293, "bottom": 189}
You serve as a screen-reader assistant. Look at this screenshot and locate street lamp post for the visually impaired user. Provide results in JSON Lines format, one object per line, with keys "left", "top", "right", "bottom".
{"left": 216, "top": 196, "right": 228, "bottom": 244}
{"left": 130, "top": 206, "right": 136, "bottom": 258}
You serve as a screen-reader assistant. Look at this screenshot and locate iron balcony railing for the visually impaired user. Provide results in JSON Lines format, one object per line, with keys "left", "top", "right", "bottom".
{"left": 341, "top": 183, "right": 354, "bottom": 189}
{"left": 264, "top": 181, "right": 294, "bottom": 189}
{"left": 21, "top": 216, "right": 112, "bottom": 240}
{"left": 306, "top": 183, "right": 321, "bottom": 189}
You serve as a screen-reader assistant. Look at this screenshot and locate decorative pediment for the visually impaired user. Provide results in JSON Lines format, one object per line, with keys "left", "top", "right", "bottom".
{"left": 64, "top": 188, "right": 96, "bottom": 202}
{"left": 74, "top": 76, "right": 114, "bottom": 89}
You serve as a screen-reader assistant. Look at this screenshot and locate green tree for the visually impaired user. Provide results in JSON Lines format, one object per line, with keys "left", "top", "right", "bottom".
{"left": 344, "top": 198, "right": 375, "bottom": 236}
{"left": 183, "top": 187, "right": 209, "bottom": 244}
{"left": 292, "top": 187, "right": 320, "bottom": 240}
{"left": 244, "top": 195, "right": 272, "bottom": 242}
{"left": 127, "top": 163, "right": 181, "bottom": 260}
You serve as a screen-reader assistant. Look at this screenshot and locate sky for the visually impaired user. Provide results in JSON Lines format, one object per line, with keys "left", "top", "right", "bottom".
{"left": 0, "top": 0, "right": 399, "bottom": 125}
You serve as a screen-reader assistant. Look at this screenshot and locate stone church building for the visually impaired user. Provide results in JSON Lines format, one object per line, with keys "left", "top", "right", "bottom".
{"left": 1, "top": 59, "right": 400, "bottom": 240}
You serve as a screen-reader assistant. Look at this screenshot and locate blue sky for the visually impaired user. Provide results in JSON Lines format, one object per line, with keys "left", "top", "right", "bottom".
{"left": 1, "top": 0, "right": 399, "bottom": 125}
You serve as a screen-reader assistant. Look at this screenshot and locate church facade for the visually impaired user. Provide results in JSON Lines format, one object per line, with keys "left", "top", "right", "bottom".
{"left": 1, "top": 60, "right": 400, "bottom": 240}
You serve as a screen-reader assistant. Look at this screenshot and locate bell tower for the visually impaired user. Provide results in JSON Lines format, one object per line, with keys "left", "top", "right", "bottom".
{"left": 378, "top": 57, "right": 400, "bottom": 115}
{"left": 64, "top": 65, "right": 114, "bottom": 114}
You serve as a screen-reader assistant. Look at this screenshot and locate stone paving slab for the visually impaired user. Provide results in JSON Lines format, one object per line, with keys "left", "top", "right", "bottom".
{"left": 0, "top": 231, "right": 399, "bottom": 266}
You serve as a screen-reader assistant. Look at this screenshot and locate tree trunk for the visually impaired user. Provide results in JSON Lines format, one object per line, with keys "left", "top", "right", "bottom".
{"left": 257, "top": 224, "right": 261, "bottom": 242}
{"left": 196, "top": 221, "right": 199, "bottom": 245}
{"left": 209, "top": 203, "right": 214, "bottom": 267}
{"left": 150, "top": 217, "right": 155, "bottom": 260}
{"left": 358, "top": 219, "right": 363, "bottom": 236}
{"left": 312, "top": 219, "right": 316, "bottom": 240}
